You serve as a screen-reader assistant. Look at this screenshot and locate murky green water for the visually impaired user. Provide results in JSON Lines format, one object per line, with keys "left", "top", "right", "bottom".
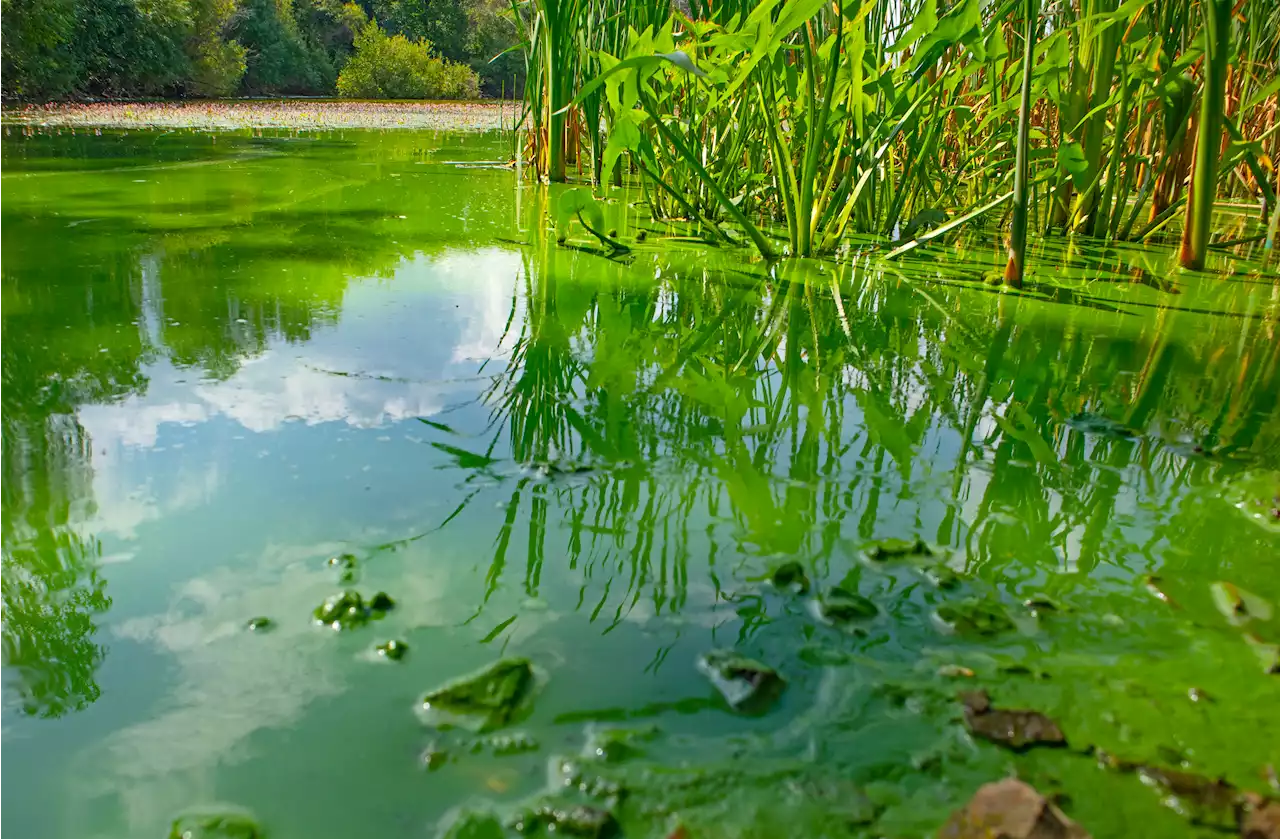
{"left": 3, "top": 129, "right": 1279, "bottom": 839}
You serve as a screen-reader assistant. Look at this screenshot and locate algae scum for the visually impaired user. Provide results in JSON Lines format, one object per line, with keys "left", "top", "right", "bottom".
{"left": 2, "top": 129, "right": 1279, "bottom": 839}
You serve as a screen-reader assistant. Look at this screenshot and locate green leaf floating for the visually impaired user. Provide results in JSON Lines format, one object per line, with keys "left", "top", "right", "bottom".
{"left": 418, "top": 658, "right": 536, "bottom": 732}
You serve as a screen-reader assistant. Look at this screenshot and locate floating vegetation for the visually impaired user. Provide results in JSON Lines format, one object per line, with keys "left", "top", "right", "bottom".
{"left": 1096, "top": 751, "right": 1250, "bottom": 830}
{"left": 960, "top": 690, "right": 1066, "bottom": 751}
{"left": 438, "top": 810, "right": 505, "bottom": 839}
{"left": 312, "top": 590, "right": 394, "bottom": 630}
{"left": 507, "top": 804, "right": 618, "bottom": 839}
{"left": 582, "top": 725, "right": 659, "bottom": 764}
{"left": 420, "top": 742, "right": 449, "bottom": 772}
{"left": 5, "top": 81, "right": 1280, "bottom": 839}
{"left": 375, "top": 640, "right": 408, "bottom": 661}
{"left": 167, "top": 807, "right": 264, "bottom": 839}
{"left": 418, "top": 658, "right": 537, "bottom": 732}
{"left": 3, "top": 101, "right": 511, "bottom": 133}
{"left": 695, "top": 650, "right": 785, "bottom": 713}
{"left": 814, "top": 588, "right": 879, "bottom": 626}
{"left": 472, "top": 731, "right": 540, "bottom": 756}
{"left": 327, "top": 553, "right": 359, "bottom": 583}
{"left": 767, "top": 561, "right": 810, "bottom": 595}
{"left": 933, "top": 599, "right": 1017, "bottom": 637}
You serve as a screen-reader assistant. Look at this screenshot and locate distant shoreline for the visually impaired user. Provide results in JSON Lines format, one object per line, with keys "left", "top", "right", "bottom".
{"left": 2, "top": 99, "right": 514, "bottom": 132}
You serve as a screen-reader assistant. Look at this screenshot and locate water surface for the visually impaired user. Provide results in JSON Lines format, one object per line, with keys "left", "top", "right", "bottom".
{"left": 3, "top": 128, "right": 1279, "bottom": 839}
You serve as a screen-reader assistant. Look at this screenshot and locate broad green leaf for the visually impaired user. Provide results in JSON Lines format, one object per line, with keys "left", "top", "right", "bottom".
{"left": 983, "top": 19, "right": 1008, "bottom": 61}
{"left": 710, "top": 0, "right": 829, "bottom": 108}
{"left": 888, "top": 0, "right": 937, "bottom": 53}
{"left": 602, "top": 112, "right": 642, "bottom": 187}
{"left": 564, "top": 51, "right": 706, "bottom": 114}
{"left": 907, "top": 0, "right": 985, "bottom": 80}
{"left": 1057, "top": 141, "right": 1089, "bottom": 187}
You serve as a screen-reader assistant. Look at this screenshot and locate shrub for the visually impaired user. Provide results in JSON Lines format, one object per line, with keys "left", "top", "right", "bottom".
{"left": 336, "top": 22, "right": 478, "bottom": 99}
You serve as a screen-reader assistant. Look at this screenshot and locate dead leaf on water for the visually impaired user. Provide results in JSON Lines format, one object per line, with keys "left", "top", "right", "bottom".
{"left": 961, "top": 691, "right": 1066, "bottom": 751}
{"left": 939, "top": 778, "right": 1090, "bottom": 839}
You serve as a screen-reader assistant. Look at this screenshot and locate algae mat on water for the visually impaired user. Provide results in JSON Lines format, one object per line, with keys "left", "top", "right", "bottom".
{"left": 1, "top": 128, "right": 1279, "bottom": 839}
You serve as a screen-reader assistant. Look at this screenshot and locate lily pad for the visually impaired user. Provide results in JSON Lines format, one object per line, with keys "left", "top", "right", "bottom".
{"left": 934, "top": 598, "right": 1015, "bottom": 636}
{"left": 816, "top": 588, "right": 879, "bottom": 624}
{"left": 368, "top": 591, "right": 396, "bottom": 612}
{"left": 696, "top": 650, "right": 785, "bottom": 713}
{"left": 244, "top": 617, "right": 273, "bottom": 632}
{"left": 961, "top": 690, "right": 1066, "bottom": 751}
{"left": 418, "top": 657, "right": 536, "bottom": 732}
{"left": 168, "top": 808, "right": 263, "bottom": 839}
{"left": 940, "top": 778, "right": 1090, "bottom": 838}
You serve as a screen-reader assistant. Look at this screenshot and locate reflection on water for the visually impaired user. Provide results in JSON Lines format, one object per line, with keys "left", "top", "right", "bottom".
{"left": 2, "top": 129, "right": 1279, "bottom": 839}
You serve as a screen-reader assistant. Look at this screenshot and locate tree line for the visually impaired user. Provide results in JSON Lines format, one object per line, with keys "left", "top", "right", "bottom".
{"left": 1, "top": 0, "right": 523, "bottom": 101}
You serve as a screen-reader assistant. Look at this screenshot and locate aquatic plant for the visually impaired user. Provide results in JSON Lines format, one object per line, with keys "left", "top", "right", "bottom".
{"left": 514, "top": 0, "right": 1278, "bottom": 269}
{"left": 1004, "top": 0, "right": 1039, "bottom": 287}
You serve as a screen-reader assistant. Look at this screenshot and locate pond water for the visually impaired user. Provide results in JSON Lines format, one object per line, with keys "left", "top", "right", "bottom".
{"left": 2, "top": 128, "right": 1279, "bottom": 839}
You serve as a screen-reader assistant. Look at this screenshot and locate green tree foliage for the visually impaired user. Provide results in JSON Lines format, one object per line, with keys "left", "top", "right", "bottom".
{"left": 366, "top": 0, "right": 466, "bottom": 61}
{"left": 1, "top": 0, "right": 511, "bottom": 99}
{"left": 1, "top": 0, "right": 188, "bottom": 99}
{"left": 81, "top": 0, "right": 188, "bottom": 94}
{"left": 186, "top": 0, "right": 247, "bottom": 95}
{"left": 1, "top": 0, "right": 81, "bottom": 99}
{"left": 336, "top": 20, "right": 478, "bottom": 99}
{"left": 465, "top": 0, "right": 523, "bottom": 96}
{"left": 233, "top": 0, "right": 334, "bottom": 93}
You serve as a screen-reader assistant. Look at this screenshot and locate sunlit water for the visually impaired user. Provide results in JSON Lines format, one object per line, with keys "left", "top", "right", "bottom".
{"left": 3, "top": 129, "right": 1279, "bottom": 839}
